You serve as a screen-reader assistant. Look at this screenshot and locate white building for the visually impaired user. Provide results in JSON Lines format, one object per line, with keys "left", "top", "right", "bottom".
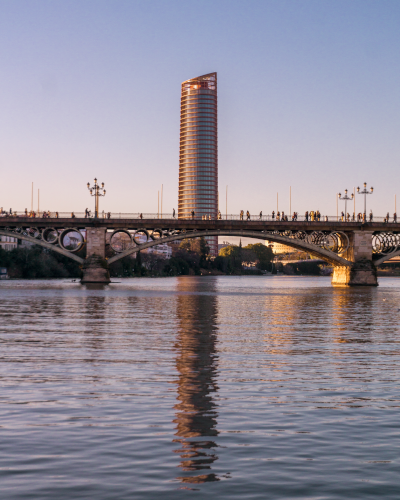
{"left": 132, "top": 233, "right": 172, "bottom": 259}
{"left": 146, "top": 243, "right": 172, "bottom": 259}
{"left": 0, "top": 235, "right": 18, "bottom": 251}
{"left": 266, "top": 241, "right": 294, "bottom": 254}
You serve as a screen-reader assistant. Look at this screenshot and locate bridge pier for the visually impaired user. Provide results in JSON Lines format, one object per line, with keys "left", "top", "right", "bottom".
{"left": 332, "top": 231, "right": 377, "bottom": 286}
{"left": 81, "top": 227, "right": 110, "bottom": 284}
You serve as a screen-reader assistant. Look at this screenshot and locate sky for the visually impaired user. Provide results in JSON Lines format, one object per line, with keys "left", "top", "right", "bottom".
{"left": 1, "top": 0, "right": 400, "bottom": 217}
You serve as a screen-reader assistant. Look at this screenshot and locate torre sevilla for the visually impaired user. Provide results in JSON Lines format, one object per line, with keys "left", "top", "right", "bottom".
{"left": 178, "top": 72, "right": 218, "bottom": 256}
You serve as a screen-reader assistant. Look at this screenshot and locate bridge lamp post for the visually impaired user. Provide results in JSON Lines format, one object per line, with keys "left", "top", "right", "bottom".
{"left": 87, "top": 178, "right": 106, "bottom": 218}
{"left": 357, "top": 182, "right": 373, "bottom": 217}
{"left": 338, "top": 189, "right": 353, "bottom": 219}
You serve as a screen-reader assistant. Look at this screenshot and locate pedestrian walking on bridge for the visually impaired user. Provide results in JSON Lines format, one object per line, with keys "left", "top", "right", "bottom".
{"left": 246, "top": 211, "right": 250, "bottom": 221}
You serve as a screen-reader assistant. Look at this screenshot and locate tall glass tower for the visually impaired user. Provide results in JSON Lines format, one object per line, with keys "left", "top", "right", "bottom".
{"left": 178, "top": 72, "right": 218, "bottom": 255}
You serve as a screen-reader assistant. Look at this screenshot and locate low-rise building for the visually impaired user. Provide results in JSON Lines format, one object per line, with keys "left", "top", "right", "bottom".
{"left": 146, "top": 243, "right": 172, "bottom": 259}
{"left": 0, "top": 235, "right": 18, "bottom": 251}
{"left": 266, "top": 241, "right": 294, "bottom": 254}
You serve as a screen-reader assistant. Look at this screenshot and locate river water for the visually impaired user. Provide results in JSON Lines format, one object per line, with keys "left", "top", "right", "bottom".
{"left": 1, "top": 276, "right": 400, "bottom": 499}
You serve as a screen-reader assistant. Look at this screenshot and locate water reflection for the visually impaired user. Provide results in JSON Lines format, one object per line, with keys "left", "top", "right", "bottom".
{"left": 173, "top": 277, "right": 220, "bottom": 484}
{"left": 331, "top": 288, "right": 375, "bottom": 342}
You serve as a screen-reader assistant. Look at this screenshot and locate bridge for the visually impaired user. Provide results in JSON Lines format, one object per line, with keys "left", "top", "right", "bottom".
{"left": 1, "top": 215, "right": 400, "bottom": 286}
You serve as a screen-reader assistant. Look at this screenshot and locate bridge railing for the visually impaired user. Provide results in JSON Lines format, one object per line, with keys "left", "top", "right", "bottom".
{"left": 0, "top": 212, "right": 396, "bottom": 223}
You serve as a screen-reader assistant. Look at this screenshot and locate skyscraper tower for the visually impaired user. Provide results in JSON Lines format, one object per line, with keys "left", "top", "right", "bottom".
{"left": 178, "top": 72, "right": 218, "bottom": 256}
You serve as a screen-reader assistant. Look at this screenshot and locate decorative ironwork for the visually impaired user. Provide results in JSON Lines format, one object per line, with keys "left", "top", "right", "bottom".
{"left": 262, "top": 230, "right": 350, "bottom": 254}
{"left": 373, "top": 232, "right": 400, "bottom": 255}
{"left": 1, "top": 226, "right": 85, "bottom": 253}
{"left": 3, "top": 223, "right": 400, "bottom": 267}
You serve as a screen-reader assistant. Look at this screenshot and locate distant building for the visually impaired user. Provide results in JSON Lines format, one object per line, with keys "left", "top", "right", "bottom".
{"left": 178, "top": 72, "right": 218, "bottom": 256}
{"left": 0, "top": 235, "right": 18, "bottom": 251}
{"left": 133, "top": 233, "right": 172, "bottom": 259}
{"left": 147, "top": 243, "right": 172, "bottom": 259}
{"left": 266, "top": 241, "right": 294, "bottom": 254}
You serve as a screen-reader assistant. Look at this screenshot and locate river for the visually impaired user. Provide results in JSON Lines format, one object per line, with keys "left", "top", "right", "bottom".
{"left": 1, "top": 276, "right": 400, "bottom": 499}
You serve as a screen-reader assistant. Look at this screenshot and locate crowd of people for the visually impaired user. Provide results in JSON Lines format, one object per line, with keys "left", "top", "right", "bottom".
{"left": 0, "top": 207, "right": 398, "bottom": 223}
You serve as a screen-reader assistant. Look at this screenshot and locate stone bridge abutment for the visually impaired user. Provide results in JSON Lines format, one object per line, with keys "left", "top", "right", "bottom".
{"left": 331, "top": 231, "right": 377, "bottom": 286}
{"left": 81, "top": 227, "right": 110, "bottom": 284}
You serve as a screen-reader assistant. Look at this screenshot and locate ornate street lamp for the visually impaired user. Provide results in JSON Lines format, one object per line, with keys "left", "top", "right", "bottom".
{"left": 87, "top": 178, "right": 106, "bottom": 218}
{"left": 338, "top": 189, "right": 354, "bottom": 220}
{"left": 357, "top": 182, "right": 373, "bottom": 217}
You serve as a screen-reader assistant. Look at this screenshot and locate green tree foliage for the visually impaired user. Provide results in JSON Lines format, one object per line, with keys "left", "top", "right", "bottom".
{"left": 163, "top": 256, "right": 190, "bottom": 275}
{"left": 109, "top": 255, "right": 135, "bottom": 277}
{"left": 295, "top": 261, "right": 321, "bottom": 275}
{"left": 134, "top": 250, "right": 142, "bottom": 274}
{"left": 0, "top": 246, "right": 81, "bottom": 278}
{"left": 199, "top": 236, "right": 209, "bottom": 266}
{"left": 244, "top": 243, "right": 274, "bottom": 270}
{"left": 219, "top": 245, "right": 242, "bottom": 271}
{"left": 179, "top": 239, "right": 192, "bottom": 253}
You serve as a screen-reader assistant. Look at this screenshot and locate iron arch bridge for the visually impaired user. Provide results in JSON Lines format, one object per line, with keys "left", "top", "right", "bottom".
{"left": 1, "top": 223, "right": 400, "bottom": 267}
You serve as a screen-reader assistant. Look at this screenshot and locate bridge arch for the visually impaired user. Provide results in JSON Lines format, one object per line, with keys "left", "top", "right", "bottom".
{"left": 0, "top": 230, "right": 85, "bottom": 264}
{"left": 374, "top": 249, "right": 400, "bottom": 267}
{"left": 107, "top": 230, "right": 351, "bottom": 267}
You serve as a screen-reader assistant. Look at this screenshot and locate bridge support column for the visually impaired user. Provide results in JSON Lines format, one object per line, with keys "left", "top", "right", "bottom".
{"left": 81, "top": 227, "right": 110, "bottom": 284}
{"left": 332, "top": 231, "right": 377, "bottom": 286}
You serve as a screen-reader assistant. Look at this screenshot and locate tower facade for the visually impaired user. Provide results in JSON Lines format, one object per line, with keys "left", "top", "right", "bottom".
{"left": 178, "top": 72, "right": 218, "bottom": 255}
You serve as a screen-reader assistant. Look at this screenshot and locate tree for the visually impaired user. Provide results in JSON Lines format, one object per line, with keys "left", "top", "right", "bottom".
{"left": 244, "top": 243, "right": 274, "bottom": 270}
{"left": 199, "top": 236, "right": 210, "bottom": 267}
{"left": 179, "top": 239, "right": 191, "bottom": 252}
{"left": 0, "top": 245, "right": 81, "bottom": 278}
{"left": 219, "top": 245, "right": 242, "bottom": 271}
{"left": 134, "top": 250, "right": 145, "bottom": 275}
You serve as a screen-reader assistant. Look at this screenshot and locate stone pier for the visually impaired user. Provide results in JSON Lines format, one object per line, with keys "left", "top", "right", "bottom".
{"left": 332, "top": 230, "right": 377, "bottom": 286}
{"left": 81, "top": 227, "right": 110, "bottom": 284}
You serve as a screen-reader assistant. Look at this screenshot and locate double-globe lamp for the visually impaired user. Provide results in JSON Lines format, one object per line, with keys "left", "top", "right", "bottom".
{"left": 87, "top": 178, "right": 106, "bottom": 218}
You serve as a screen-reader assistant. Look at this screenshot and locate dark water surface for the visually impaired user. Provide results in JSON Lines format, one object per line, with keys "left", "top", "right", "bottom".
{"left": 1, "top": 276, "right": 400, "bottom": 499}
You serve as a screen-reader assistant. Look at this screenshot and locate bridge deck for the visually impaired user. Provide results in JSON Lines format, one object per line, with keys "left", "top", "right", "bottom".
{"left": 1, "top": 217, "right": 400, "bottom": 233}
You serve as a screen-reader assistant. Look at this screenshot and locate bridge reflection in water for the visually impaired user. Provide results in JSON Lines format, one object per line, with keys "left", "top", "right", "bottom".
{"left": 173, "top": 278, "right": 220, "bottom": 485}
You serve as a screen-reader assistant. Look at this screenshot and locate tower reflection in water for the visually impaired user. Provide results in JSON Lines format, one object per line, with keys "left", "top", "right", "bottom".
{"left": 173, "top": 277, "right": 220, "bottom": 484}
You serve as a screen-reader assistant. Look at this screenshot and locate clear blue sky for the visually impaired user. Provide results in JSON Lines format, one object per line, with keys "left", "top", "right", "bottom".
{"left": 1, "top": 0, "right": 399, "bottom": 216}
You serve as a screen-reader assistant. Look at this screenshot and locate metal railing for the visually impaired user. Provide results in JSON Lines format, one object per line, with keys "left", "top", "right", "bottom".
{"left": 0, "top": 211, "right": 398, "bottom": 223}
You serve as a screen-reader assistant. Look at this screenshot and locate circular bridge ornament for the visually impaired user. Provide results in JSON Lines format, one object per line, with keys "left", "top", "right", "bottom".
{"left": 59, "top": 228, "right": 85, "bottom": 253}
{"left": 151, "top": 228, "right": 164, "bottom": 240}
{"left": 42, "top": 228, "right": 59, "bottom": 244}
{"left": 109, "top": 230, "right": 134, "bottom": 253}
{"left": 27, "top": 227, "right": 41, "bottom": 239}
{"left": 265, "top": 229, "right": 349, "bottom": 255}
{"left": 132, "top": 229, "right": 150, "bottom": 245}
{"left": 373, "top": 232, "right": 399, "bottom": 255}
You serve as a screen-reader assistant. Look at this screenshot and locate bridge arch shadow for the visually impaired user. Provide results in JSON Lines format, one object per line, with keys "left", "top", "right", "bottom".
{"left": 107, "top": 230, "right": 352, "bottom": 267}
